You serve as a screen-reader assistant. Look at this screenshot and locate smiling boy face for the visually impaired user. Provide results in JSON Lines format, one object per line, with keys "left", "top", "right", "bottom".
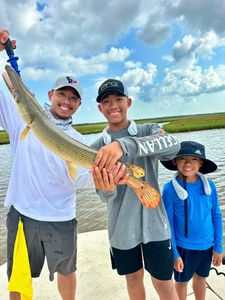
{"left": 98, "top": 93, "right": 132, "bottom": 130}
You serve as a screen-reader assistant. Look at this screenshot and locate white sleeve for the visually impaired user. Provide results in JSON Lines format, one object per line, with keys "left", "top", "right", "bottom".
{"left": 0, "top": 90, "right": 24, "bottom": 153}
{"left": 73, "top": 167, "right": 94, "bottom": 190}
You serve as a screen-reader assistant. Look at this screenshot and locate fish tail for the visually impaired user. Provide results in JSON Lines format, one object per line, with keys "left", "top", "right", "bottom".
{"left": 127, "top": 177, "right": 160, "bottom": 208}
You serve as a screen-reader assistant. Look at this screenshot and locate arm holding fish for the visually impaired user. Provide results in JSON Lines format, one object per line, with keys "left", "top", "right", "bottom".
{"left": 94, "top": 124, "right": 180, "bottom": 171}
{"left": 0, "top": 29, "right": 23, "bottom": 142}
{"left": 117, "top": 124, "right": 180, "bottom": 161}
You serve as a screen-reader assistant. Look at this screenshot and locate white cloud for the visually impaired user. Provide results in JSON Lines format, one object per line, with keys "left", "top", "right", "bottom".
{"left": 121, "top": 63, "right": 157, "bottom": 102}
{"left": 167, "top": 0, "right": 225, "bottom": 34}
{"left": 161, "top": 62, "right": 225, "bottom": 97}
{"left": 124, "top": 60, "right": 142, "bottom": 69}
{"left": 172, "top": 31, "right": 225, "bottom": 61}
{"left": 22, "top": 47, "right": 131, "bottom": 80}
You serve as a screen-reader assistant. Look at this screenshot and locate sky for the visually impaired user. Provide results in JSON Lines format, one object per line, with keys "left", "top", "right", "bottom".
{"left": 0, "top": 0, "right": 225, "bottom": 124}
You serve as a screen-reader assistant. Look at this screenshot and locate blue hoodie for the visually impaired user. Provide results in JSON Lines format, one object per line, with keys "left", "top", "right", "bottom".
{"left": 162, "top": 172, "right": 223, "bottom": 260}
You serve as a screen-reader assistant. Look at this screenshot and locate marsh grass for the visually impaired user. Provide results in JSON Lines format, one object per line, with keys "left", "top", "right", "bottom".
{"left": 163, "top": 113, "right": 225, "bottom": 132}
{"left": 0, "top": 113, "right": 225, "bottom": 145}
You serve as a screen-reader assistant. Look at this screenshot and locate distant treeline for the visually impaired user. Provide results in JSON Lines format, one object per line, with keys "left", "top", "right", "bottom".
{"left": 1, "top": 112, "right": 225, "bottom": 145}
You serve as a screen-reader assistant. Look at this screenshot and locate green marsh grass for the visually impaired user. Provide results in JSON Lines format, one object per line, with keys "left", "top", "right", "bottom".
{"left": 0, "top": 113, "right": 225, "bottom": 145}
{"left": 163, "top": 113, "right": 225, "bottom": 133}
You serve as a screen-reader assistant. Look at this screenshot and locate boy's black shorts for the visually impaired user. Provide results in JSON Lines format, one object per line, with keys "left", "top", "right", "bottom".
{"left": 110, "top": 239, "right": 174, "bottom": 280}
{"left": 174, "top": 246, "right": 213, "bottom": 282}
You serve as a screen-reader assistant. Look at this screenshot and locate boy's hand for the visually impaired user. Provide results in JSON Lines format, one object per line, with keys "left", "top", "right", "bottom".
{"left": 212, "top": 251, "right": 222, "bottom": 267}
{"left": 92, "top": 163, "right": 129, "bottom": 191}
{"left": 92, "top": 167, "right": 116, "bottom": 191}
{"left": 94, "top": 141, "right": 123, "bottom": 172}
{"left": 0, "top": 29, "right": 16, "bottom": 51}
{"left": 174, "top": 257, "right": 184, "bottom": 272}
{"left": 111, "top": 162, "right": 129, "bottom": 185}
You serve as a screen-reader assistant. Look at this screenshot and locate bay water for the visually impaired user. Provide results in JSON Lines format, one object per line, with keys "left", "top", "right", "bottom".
{"left": 1, "top": 129, "right": 225, "bottom": 265}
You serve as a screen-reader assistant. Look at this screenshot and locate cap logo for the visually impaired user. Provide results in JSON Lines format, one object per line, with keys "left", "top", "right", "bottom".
{"left": 66, "top": 76, "right": 77, "bottom": 84}
{"left": 194, "top": 150, "right": 202, "bottom": 155}
{"left": 101, "top": 81, "right": 118, "bottom": 91}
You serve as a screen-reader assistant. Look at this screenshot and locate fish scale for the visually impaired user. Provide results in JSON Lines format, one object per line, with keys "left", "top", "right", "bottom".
{"left": 3, "top": 65, "right": 161, "bottom": 208}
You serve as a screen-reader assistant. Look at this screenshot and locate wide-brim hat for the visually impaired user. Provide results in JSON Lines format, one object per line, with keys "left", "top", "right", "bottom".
{"left": 161, "top": 141, "right": 217, "bottom": 174}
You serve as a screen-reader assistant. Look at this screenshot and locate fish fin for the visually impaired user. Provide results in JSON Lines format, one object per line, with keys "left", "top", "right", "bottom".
{"left": 127, "top": 177, "right": 160, "bottom": 208}
{"left": 133, "top": 181, "right": 160, "bottom": 208}
{"left": 66, "top": 162, "right": 77, "bottom": 179}
{"left": 20, "top": 126, "right": 31, "bottom": 140}
{"left": 126, "top": 163, "right": 145, "bottom": 178}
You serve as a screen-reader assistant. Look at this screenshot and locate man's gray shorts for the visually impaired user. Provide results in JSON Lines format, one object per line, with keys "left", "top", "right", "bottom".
{"left": 7, "top": 206, "right": 77, "bottom": 281}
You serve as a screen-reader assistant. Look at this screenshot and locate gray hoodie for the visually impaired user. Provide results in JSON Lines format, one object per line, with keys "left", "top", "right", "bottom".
{"left": 91, "top": 123, "right": 180, "bottom": 250}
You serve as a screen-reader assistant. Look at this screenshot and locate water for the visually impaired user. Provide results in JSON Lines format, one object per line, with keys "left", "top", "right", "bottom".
{"left": 1, "top": 129, "right": 225, "bottom": 265}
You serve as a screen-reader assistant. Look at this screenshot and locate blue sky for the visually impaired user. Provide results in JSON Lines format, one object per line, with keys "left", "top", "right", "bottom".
{"left": 0, "top": 0, "right": 225, "bottom": 124}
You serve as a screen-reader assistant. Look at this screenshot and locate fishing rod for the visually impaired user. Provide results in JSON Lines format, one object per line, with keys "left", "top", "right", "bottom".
{"left": 4, "top": 39, "right": 21, "bottom": 76}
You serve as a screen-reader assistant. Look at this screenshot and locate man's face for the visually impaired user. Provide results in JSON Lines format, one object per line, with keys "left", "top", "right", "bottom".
{"left": 98, "top": 93, "right": 131, "bottom": 129}
{"left": 48, "top": 87, "right": 81, "bottom": 119}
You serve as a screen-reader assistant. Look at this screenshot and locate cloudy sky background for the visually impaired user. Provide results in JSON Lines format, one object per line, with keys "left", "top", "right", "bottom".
{"left": 0, "top": 0, "right": 225, "bottom": 124}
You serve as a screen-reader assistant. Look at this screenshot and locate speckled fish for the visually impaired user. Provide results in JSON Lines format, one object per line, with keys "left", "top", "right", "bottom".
{"left": 2, "top": 65, "right": 160, "bottom": 208}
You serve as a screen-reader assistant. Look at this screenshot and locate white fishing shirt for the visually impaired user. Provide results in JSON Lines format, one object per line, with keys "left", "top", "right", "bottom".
{"left": 0, "top": 90, "right": 94, "bottom": 221}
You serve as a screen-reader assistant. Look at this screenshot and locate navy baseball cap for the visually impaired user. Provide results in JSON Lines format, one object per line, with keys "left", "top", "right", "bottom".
{"left": 96, "top": 79, "right": 128, "bottom": 102}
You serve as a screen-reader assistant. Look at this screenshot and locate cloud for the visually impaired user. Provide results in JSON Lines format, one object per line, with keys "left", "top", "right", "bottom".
{"left": 138, "top": 20, "right": 171, "bottom": 45}
{"left": 121, "top": 63, "right": 157, "bottom": 102}
{"left": 161, "top": 62, "right": 225, "bottom": 97}
{"left": 172, "top": 31, "right": 225, "bottom": 61}
{"left": 167, "top": 0, "right": 225, "bottom": 34}
{"left": 22, "top": 47, "right": 131, "bottom": 80}
{"left": 124, "top": 60, "right": 142, "bottom": 69}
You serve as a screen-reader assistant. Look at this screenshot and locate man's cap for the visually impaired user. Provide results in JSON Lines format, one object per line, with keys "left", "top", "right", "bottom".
{"left": 96, "top": 79, "right": 128, "bottom": 102}
{"left": 52, "top": 76, "right": 82, "bottom": 98}
{"left": 161, "top": 141, "right": 217, "bottom": 174}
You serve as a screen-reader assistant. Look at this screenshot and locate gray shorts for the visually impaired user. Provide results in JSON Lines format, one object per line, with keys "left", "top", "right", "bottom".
{"left": 7, "top": 206, "right": 77, "bottom": 281}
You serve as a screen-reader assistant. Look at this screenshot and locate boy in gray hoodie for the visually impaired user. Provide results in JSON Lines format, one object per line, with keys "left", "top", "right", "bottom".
{"left": 92, "top": 79, "right": 180, "bottom": 300}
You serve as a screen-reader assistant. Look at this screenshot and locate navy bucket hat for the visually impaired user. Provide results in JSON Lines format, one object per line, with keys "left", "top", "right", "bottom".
{"left": 161, "top": 141, "right": 217, "bottom": 174}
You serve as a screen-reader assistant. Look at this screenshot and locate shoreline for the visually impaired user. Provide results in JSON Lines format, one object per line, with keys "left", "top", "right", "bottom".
{"left": 1, "top": 112, "right": 225, "bottom": 145}
{"left": 0, "top": 230, "right": 224, "bottom": 299}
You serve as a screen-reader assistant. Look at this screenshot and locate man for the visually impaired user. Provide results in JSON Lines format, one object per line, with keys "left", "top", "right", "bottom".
{"left": 92, "top": 79, "right": 180, "bottom": 300}
{"left": 0, "top": 29, "right": 93, "bottom": 300}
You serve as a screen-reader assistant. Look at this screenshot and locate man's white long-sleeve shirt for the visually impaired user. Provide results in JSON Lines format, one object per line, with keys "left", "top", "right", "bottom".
{"left": 0, "top": 90, "right": 94, "bottom": 221}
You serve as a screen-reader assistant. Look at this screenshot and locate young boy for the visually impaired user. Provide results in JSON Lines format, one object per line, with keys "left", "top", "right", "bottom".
{"left": 91, "top": 79, "right": 180, "bottom": 300}
{"left": 161, "top": 141, "right": 223, "bottom": 300}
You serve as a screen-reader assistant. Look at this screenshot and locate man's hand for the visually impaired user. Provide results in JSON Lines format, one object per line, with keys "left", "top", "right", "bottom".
{"left": 94, "top": 141, "right": 123, "bottom": 172}
{"left": 0, "top": 29, "right": 16, "bottom": 52}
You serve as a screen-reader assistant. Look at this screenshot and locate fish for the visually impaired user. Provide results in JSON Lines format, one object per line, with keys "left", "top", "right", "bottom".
{"left": 2, "top": 65, "right": 160, "bottom": 208}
